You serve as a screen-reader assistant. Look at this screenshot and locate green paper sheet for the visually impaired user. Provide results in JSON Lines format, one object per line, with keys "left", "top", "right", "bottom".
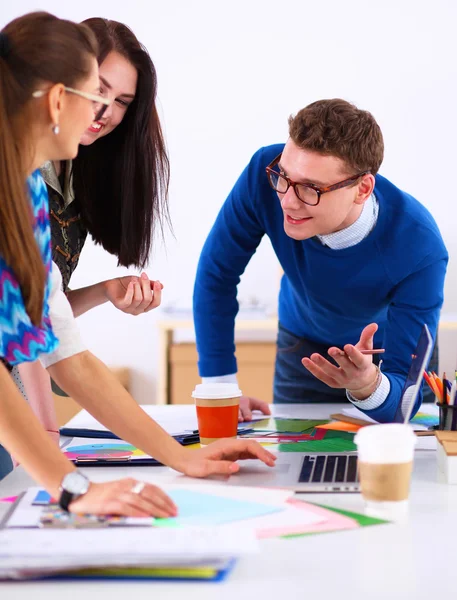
{"left": 278, "top": 429, "right": 357, "bottom": 452}
{"left": 282, "top": 504, "right": 387, "bottom": 538}
{"left": 251, "top": 418, "right": 330, "bottom": 433}
{"left": 316, "top": 505, "right": 387, "bottom": 527}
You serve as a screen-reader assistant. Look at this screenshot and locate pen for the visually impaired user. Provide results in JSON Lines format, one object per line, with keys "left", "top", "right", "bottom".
{"left": 333, "top": 349, "right": 385, "bottom": 356}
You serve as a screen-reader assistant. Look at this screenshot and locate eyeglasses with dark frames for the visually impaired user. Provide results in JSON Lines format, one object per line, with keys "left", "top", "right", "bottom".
{"left": 32, "top": 86, "right": 111, "bottom": 122}
{"left": 265, "top": 153, "right": 371, "bottom": 206}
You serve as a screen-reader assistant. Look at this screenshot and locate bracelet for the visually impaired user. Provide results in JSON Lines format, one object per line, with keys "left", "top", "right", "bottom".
{"left": 347, "top": 363, "right": 383, "bottom": 397}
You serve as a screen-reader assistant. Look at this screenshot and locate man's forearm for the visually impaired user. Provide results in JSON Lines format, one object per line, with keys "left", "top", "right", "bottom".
{"left": 0, "top": 364, "right": 74, "bottom": 497}
{"left": 47, "top": 351, "right": 187, "bottom": 469}
{"left": 66, "top": 283, "right": 108, "bottom": 318}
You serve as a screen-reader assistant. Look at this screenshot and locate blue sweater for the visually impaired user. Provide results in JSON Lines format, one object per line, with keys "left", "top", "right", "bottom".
{"left": 193, "top": 144, "right": 448, "bottom": 422}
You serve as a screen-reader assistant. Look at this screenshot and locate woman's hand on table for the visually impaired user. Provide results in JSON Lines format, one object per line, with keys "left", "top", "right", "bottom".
{"left": 176, "top": 438, "right": 277, "bottom": 478}
{"left": 69, "top": 478, "right": 177, "bottom": 518}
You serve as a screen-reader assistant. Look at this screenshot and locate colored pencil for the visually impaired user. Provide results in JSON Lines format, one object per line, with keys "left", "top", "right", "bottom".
{"left": 424, "top": 371, "right": 441, "bottom": 402}
{"left": 432, "top": 372, "right": 444, "bottom": 400}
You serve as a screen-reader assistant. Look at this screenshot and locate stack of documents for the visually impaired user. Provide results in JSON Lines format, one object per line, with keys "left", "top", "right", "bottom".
{"left": 0, "top": 526, "right": 255, "bottom": 581}
{"left": 0, "top": 482, "right": 375, "bottom": 580}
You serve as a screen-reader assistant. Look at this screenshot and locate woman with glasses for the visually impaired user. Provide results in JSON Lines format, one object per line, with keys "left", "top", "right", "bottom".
{"left": 0, "top": 12, "right": 276, "bottom": 512}
{"left": 0, "top": 11, "right": 105, "bottom": 480}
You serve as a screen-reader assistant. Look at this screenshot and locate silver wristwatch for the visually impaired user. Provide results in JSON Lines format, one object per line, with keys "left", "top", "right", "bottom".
{"left": 58, "top": 471, "right": 90, "bottom": 512}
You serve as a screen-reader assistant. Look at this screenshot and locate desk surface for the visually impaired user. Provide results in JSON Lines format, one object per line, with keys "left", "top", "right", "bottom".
{"left": 0, "top": 404, "right": 454, "bottom": 600}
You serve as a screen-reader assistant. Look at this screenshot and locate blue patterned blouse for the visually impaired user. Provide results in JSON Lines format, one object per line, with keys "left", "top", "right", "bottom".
{"left": 0, "top": 170, "right": 58, "bottom": 365}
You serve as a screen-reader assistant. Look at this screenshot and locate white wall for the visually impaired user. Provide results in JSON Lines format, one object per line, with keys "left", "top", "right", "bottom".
{"left": 3, "top": 0, "right": 457, "bottom": 402}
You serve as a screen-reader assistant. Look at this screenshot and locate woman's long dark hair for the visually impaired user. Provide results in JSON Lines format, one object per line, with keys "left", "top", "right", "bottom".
{"left": 73, "top": 18, "right": 170, "bottom": 269}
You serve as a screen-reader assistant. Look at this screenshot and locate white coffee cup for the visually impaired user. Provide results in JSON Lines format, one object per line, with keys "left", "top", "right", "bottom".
{"left": 355, "top": 423, "right": 416, "bottom": 521}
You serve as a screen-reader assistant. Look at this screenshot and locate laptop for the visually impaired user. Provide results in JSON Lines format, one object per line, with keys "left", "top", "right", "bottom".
{"left": 225, "top": 324, "right": 433, "bottom": 492}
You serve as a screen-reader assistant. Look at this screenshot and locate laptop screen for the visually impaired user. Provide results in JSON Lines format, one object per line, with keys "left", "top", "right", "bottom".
{"left": 393, "top": 324, "right": 433, "bottom": 424}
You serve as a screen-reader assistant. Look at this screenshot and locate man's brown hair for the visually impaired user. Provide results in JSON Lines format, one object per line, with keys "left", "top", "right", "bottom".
{"left": 288, "top": 99, "right": 384, "bottom": 176}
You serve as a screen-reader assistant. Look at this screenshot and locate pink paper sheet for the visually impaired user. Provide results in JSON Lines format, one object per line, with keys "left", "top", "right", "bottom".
{"left": 257, "top": 498, "right": 359, "bottom": 538}
{"left": 0, "top": 496, "right": 18, "bottom": 503}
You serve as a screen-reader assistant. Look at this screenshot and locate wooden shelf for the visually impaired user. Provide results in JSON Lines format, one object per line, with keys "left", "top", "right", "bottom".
{"left": 156, "top": 314, "right": 457, "bottom": 405}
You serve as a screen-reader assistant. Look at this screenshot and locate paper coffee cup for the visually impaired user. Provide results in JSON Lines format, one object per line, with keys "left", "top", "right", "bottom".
{"left": 355, "top": 424, "right": 416, "bottom": 520}
{"left": 192, "top": 383, "right": 242, "bottom": 445}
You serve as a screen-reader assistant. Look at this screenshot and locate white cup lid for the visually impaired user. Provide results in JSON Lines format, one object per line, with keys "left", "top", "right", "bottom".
{"left": 355, "top": 423, "right": 416, "bottom": 463}
{"left": 192, "top": 383, "right": 242, "bottom": 400}
{"left": 355, "top": 423, "right": 416, "bottom": 444}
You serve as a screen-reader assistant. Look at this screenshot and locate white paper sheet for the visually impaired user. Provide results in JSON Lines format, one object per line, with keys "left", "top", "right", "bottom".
{"left": 5, "top": 488, "right": 44, "bottom": 528}
{"left": 66, "top": 405, "right": 199, "bottom": 436}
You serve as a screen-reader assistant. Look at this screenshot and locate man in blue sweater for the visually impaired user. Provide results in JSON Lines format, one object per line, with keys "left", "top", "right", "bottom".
{"left": 193, "top": 99, "right": 447, "bottom": 423}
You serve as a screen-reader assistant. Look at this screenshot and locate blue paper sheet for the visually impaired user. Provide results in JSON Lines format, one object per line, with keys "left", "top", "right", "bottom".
{"left": 157, "top": 489, "right": 283, "bottom": 527}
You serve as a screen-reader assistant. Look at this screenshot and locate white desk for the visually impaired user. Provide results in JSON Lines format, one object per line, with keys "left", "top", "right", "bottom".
{"left": 0, "top": 404, "right": 455, "bottom": 600}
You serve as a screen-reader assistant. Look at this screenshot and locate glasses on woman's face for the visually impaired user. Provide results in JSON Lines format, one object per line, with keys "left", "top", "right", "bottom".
{"left": 266, "top": 153, "right": 371, "bottom": 207}
{"left": 32, "top": 86, "right": 111, "bottom": 121}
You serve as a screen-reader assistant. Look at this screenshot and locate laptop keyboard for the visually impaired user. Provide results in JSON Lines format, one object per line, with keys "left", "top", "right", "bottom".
{"left": 298, "top": 454, "right": 359, "bottom": 484}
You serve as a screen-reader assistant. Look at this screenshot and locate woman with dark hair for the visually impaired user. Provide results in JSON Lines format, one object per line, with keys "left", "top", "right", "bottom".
{"left": 16, "top": 17, "right": 269, "bottom": 427}
{"left": 44, "top": 18, "right": 169, "bottom": 313}
{"left": 0, "top": 12, "right": 276, "bottom": 509}
{"left": 14, "top": 20, "right": 169, "bottom": 442}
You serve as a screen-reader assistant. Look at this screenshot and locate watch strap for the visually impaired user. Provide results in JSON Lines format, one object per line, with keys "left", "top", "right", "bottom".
{"left": 58, "top": 488, "right": 74, "bottom": 512}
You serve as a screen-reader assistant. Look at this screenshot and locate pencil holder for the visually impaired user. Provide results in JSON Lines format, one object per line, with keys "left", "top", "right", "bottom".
{"left": 436, "top": 403, "right": 457, "bottom": 431}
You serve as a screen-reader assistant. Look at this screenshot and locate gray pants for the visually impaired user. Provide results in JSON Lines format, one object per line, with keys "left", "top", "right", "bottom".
{"left": 0, "top": 445, "right": 13, "bottom": 480}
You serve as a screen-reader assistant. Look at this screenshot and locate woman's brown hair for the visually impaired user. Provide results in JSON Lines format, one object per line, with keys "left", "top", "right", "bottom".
{"left": 73, "top": 19, "right": 170, "bottom": 269}
{"left": 0, "top": 12, "right": 97, "bottom": 325}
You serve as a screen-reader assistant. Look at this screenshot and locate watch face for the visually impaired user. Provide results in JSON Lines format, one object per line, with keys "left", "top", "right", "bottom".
{"left": 62, "top": 471, "right": 90, "bottom": 496}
